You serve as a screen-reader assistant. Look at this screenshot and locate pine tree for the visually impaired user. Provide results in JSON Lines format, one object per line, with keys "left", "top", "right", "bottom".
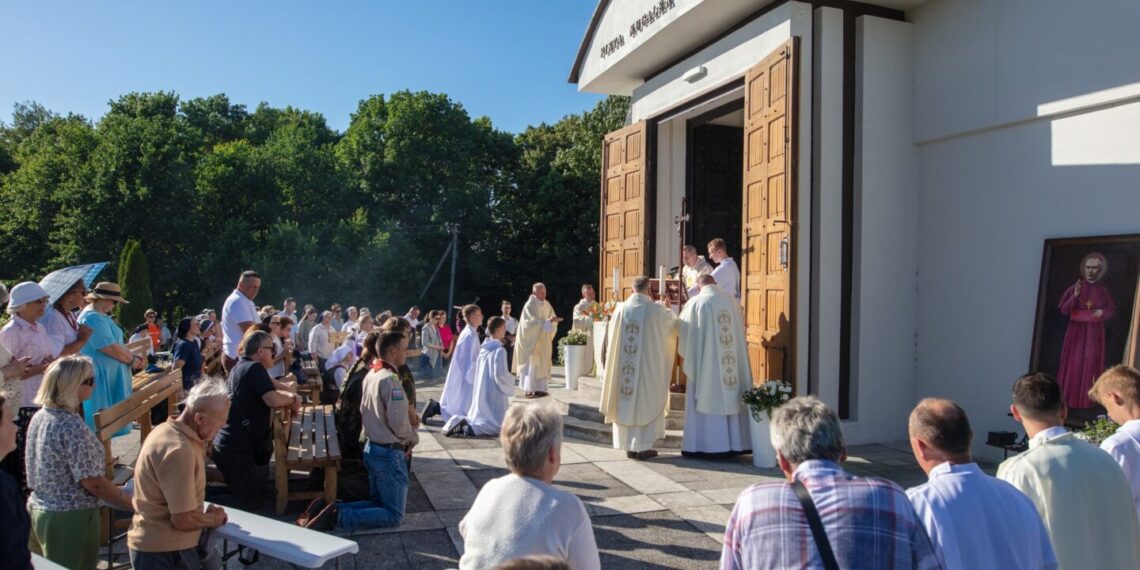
{"left": 116, "top": 239, "right": 154, "bottom": 328}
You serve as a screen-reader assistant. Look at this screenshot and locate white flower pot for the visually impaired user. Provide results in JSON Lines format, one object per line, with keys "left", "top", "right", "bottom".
{"left": 564, "top": 345, "right": 587, "bottom": 390}
{"left": 748, "top": 413, "right": 778, "bottom": 469}
{"left": 593, "top": 321, "right": 608, "bottom": 378}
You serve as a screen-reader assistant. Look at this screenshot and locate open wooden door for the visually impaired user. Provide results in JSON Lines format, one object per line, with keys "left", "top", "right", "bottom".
{"left": 741, "top": 39, "right": 797, "bottom": 388}
{"left": 600, "top": 122, "right": 648, "bottom": 303}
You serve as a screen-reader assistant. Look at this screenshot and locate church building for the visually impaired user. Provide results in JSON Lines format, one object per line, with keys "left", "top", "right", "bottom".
{"left": 570, "top": 0, "right": 1140, "bottom": 453}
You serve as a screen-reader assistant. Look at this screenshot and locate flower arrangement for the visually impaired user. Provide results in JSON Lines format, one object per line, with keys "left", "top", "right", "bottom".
{"left": 558, "top": 329, "right": 590, "bottom": 347}
{"left": 741, "top": 380, "right": 794, "bottom": 422}
{"left": 1077, "top": 415, "right": 1119, "bottom": 445}
{"left": 581, "top": 301, "right": 606, "bottom": 322}
{"left": 601, "top": 300, "right": 618, "bottom": 321}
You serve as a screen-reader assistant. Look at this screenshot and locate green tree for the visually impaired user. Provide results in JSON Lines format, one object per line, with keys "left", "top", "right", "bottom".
{"left": 117, "top": 239, "right": 154, "bottom": 328}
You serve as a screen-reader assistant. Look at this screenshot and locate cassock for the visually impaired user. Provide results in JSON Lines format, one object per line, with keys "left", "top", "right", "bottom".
{"left": 448, "top": 339, "right": 516, "bottom": 436}
{"left": 678, "top": 284, "right": 752, "bottom": 454}
{"left": 1056, "top": 279, "right": 1116, "bottom": 408}
{"left": 682, "top": 257, "right": 713, "bottom": 297}
{"left": 572, "top": 299, "right": 600, "bottom": 375}
{"left": 710, "top": 258, "right": 741, "bottom": 300}
{"left": 906, "top": 462, "right": 1056, "bottom": 570}
{"left": 600, "top": 293, "right": 678, "bottom": 452}
{"left": 513, "top": 295, "right": 557, "bottom": 392}
{"left": 997, "top": 427, "right": 1140, "bottom": 570}
{"left": 440, "top": 325, "right": 479, "bottom": 422}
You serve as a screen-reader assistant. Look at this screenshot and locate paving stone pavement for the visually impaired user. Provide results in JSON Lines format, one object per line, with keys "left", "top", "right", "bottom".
{"left": 108, "top": 369, "right": 995, "bottom": 569}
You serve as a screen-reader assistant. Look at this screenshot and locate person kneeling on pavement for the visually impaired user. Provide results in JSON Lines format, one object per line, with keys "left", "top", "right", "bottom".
{"left": 300, "top": 331, "right": 419, "bottom": 531}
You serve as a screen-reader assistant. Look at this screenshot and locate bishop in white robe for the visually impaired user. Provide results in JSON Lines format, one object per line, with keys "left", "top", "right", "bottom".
{"left": 601, "top": 278, "right": 678, "bottom": 458}
{"left": 678, "top": 278, "right": 751, "bottom": 455}
{"left": 440, "top": 307, "right": 483, "bottom": 423}
{"left": 572, "top": 285, "right": 601, "bottom": 376}
{"left": 513, "top": 283, "right": 560, "bottom": 396}
{"left": 444, "top": 320, "right": 516, "bottom": 437}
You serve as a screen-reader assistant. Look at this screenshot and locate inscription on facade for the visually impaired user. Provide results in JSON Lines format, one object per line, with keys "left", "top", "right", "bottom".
{"left": 597, "top": 0, "right": 678, "bottom": 60}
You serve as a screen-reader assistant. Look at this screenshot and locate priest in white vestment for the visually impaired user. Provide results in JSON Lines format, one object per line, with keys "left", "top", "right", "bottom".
{"left": 997, "top": 373, "right": 1140, "bottom": 570}
{"left": 707, "top": 238, "right": 741, "bottom": 301}
{"left": 572, "top": 284, "right": 601, "bottom": 375}
{"left": 681, "top": 245, "right": 713, "bottom": 298}
{"left": 439, "top": 305, "right": 484, "bottom": 424}
{"left": 601, "top": 276, "right": 679, "bottom": 459}
{"left": 444, "top": 317, "right": 516, "bottom": 437}
{"left": 906, "top": 398, "right": 1056, "bottom": 570}
{"left": 514, "top": 283, "right": 561, "bottom": 397}
{"left": 678, "top": 276, "right": 751, "bottom": 456}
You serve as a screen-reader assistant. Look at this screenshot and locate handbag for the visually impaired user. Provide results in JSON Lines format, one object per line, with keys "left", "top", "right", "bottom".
{"left": 792, "top": 479, "right": 840, "bottom": 570}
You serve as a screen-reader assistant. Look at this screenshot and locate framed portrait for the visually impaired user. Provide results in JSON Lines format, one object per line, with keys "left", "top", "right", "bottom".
{"left": 1029, "top": 233, "right": 1140, "bottom": 410}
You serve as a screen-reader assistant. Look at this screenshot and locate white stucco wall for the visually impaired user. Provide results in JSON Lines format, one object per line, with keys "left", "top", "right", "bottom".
{"left": 912, "top": 0, "right": 1140, "bottom": 459}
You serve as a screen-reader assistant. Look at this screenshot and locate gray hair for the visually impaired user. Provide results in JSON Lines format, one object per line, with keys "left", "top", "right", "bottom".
{"left": 531, "top": 282, "right": 546, "bottom": 293}
{"left": 500, "top": 404, "right": 563, "bottom": 476}
{"left": 183, "top": 377, "right": 230, "bottom": 413}
{"left": 632, "top": 276, "right": 651, "bottom": 293}
{"left": 683, "top": 245, "right": 697, "bottom": 255}
{"left": 770, "top": 396, "right": 845, "bottom": 464}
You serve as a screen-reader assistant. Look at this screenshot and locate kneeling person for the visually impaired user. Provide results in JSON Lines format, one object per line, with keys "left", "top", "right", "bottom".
{"left": 446, "top": 317, "right": 516, "bottom": 437}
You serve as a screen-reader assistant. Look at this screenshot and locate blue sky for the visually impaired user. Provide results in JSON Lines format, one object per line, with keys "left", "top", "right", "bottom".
{"left": 0, "top": 1, "right": 604, "bottom": 133}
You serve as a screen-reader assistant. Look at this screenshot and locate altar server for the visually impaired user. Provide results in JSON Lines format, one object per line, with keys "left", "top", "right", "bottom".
{"left": 998, "top": 373, "right": 1140, "bottom": 570}
{"left": 678, "top": 275, "right": 751, "bottom": 456}
{"left": 514, "top": 284, "right": 561, "bottom": 398}
{"left": 444, "top": 317, "right": 516, "bottom": 437}
{"left": 438, "top": 305, "right": 483, "bottom": 422}
{"left": 906, "top": 398, "right": 1056, "bottom": 570}
{"left": 707, "top": 238, "right": 740, "bottom": 301}
{"left": 1089, "top": 365, "right": 1140, "bottom": 520}
{"left": 601, "top": 276, "right": 678, "bottom": 459}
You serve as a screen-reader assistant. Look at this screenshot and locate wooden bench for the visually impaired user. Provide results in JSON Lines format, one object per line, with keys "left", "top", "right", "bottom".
{"left": 126, "top": 337, "right": 151, "bottom": 361}
{"left": 93, "top": 369, "right": 182, "bottom": 568}
{"left": 273, "top": 404, "right": 342, "bottom": 515}
{"left": 209, "top": 502, "right": 358, "bottom": 568}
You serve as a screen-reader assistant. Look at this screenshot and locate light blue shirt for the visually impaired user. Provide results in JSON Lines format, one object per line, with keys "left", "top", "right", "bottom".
{"left": 907, "top": 462, "right": 1057, "bottom": 570}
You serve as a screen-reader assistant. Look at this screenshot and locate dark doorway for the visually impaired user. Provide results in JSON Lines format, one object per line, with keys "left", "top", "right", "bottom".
{"left": 687, "top": 103, "right": 744, "bottom": 260}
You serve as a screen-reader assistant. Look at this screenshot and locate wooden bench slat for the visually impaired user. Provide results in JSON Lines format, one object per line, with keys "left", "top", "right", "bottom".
{"left": 94, "top": 372, "right": 180, "bottom": 442}
{"left": 314, "top": 408, "right": 328, "bottom": 459}
{"left": 287, "top": 410, "right": 302, "bottom": 463}
{"left": 324, "top": 408, "right": 341, "bottom": 459}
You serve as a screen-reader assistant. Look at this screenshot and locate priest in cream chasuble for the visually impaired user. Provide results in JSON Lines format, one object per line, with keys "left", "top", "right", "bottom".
{"left": 513, "top": 282, "right": 560, "bottom": 396}
{"left": 601, "top": 278, "right": 679, "bottom": 453}
{"left": 678, "top": 277, "right": 752, "bottom": 455}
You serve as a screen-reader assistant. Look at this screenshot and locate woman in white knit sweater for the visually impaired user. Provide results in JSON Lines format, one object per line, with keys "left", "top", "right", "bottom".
{"left": 458, "top": 405, "right": 600, "bottom": 570}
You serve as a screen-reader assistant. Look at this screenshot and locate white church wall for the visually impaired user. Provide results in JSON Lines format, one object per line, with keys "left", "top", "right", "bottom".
{"left": 912, "top": 0, "right": 1140, "bottom": 459}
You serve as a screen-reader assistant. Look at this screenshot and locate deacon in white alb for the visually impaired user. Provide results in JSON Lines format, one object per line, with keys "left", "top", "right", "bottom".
{"left": 444, "top": 317, "right": 516, "bottom": 437}
{"left": 572, "top": 284, "right": 601, "bottom": 375}
{"left": 707, "top": 238, "right": 740, "bottom": 301}
{"left": 601, "top": 276, "right": 678, "bottom": 460}
{"left": 513, "top": 283, "right": 561, "bottom": 398}
{"left": 905, "top": 398, "right": 1056, "bottom": 570}
{"left": 439, "top": 304, "right": 484, "bottom": 424}
{"left": 678, "top": 275, "right": 751, "bottom": 456}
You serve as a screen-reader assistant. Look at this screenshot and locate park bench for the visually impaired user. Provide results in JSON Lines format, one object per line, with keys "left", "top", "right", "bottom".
{"left": 93, "top": 369, "right": 182, "bottom": 569}
{"left": 209, "top": 502, "right": 358, "bottom": 568}
{"left": 273, "top": 404, "right": 342, "bottom": 515}
{"left": 126, "top": 337, "right": 151, "bottom": 361}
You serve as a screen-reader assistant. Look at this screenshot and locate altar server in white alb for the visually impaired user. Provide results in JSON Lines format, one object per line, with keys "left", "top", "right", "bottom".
{"left": 905, "top": 398, "right": 1056, "bottom": 570}
{"left": 572, "top": 284, "right": 601, "bottom": 375}
{"left": 601, "top": 276, "right": 678, "bottom": 460}
{"left": 1088, "top": 364, "right": 1140, "bottom": 521}
{"left": 678, "top": 275, "right": 751, "bottom": 456}
{"left": 707, "top": 238, "right": 740, "bottom": 301}
{"left": 514, "top": 283, "right": 561, "bottom": 398}
{"left": 444, "top": 317, "right": 516, "bottom": 437}
{"left": 439, "top": 304, "right": 483, "bottom": 423}
{"left": 998, "top": 372, "right": 1140, "bottom": 570}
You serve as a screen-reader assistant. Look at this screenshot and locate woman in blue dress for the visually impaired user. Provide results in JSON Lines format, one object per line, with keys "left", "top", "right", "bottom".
{"left": 77, "top": 283, "right": 142, "bottom": 435}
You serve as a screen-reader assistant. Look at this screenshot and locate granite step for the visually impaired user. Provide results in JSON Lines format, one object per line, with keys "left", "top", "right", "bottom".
{"left": 551, "top": 387, "right": 685, "bottom": 430}
{"left": 561, "top": 414, "right": 684, "bottom": 449}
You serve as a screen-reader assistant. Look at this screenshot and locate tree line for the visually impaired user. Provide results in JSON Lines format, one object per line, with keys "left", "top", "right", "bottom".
{"left": 0, "top": 91, "right": 628, "bottom": 324}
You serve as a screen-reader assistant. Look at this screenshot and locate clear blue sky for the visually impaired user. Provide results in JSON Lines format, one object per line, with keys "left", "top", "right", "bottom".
{"left": 0, "top": 1, "right": 604, "bottom": 133}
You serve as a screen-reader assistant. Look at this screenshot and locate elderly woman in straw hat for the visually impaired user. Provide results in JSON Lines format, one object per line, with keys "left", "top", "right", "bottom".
{"left": 78, "top": 282, "right": 142, "bottom": 435}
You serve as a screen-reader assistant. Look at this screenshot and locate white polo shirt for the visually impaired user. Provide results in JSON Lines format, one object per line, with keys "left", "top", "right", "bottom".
{"left": 221, "top": 289, "right": 258, "bottom": 359}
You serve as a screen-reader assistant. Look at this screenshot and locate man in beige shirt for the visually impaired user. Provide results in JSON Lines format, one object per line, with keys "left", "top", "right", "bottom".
{"left": 128, "top": 378, "right": 231, "bottom": 569}
{"left": 305, "top": 331, "right": 417, "bottom": 532}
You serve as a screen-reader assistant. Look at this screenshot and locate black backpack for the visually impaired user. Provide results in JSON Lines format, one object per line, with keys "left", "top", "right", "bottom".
{"left": 334, "top": 360, "right": 370, "bottom": 462}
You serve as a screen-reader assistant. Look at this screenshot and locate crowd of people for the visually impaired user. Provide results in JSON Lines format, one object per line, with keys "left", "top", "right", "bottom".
{"left": 7, "top": 258, "right": 1140, "bottom": 570}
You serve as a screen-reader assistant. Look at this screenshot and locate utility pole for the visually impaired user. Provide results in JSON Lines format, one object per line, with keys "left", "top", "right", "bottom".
{"left": 447, "top": 224, "right": 459, "bottom": 320}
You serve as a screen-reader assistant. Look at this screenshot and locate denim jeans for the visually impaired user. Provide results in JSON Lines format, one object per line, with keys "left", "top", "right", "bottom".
{"left": 337, "top": 441, "right": 408, "bottom": 532}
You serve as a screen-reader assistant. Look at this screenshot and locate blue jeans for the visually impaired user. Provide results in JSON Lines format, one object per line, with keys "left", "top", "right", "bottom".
{"left": 338, "top": 442, "right": 408, "bottom": 531}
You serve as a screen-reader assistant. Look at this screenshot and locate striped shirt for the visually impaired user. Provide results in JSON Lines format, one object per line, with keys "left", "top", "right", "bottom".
{"left": 720, "top": 459, "right": 942, "bottom": 570}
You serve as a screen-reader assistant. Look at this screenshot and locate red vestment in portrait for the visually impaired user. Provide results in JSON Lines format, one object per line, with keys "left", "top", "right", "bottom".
{"left": 1057, "top": 280, "right": 1116, "bottom": 408}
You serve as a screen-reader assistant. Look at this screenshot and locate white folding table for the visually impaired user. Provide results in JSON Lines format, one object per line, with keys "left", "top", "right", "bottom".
{"left": 211, "top": 503, "right": 359, "bottom": 568}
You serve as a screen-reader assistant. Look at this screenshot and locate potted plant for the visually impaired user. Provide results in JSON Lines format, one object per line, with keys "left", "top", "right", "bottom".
{"left": 741, "top": 380, "right": 794, "bottom": 468}
{"left": 1076, "top": 415, "right": 1119, "bottom": 445}
{"left": 559, "top": 329, "right": 590, "bottom": 390}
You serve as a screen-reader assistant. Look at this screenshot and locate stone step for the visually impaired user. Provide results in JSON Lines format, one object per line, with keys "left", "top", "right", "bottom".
{"left": 561, "top": 415, "right": 683, "bottom": 449}
{"left": 669, "top": 391, "right": 685, "bottom": 411}
{"left": 552, "top": 387, "right": 685, "bottom": 430}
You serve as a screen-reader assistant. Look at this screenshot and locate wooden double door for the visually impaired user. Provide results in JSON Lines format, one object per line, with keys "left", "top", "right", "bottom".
{"left": 598, "top": 39, "right": 798, "bottom": 389}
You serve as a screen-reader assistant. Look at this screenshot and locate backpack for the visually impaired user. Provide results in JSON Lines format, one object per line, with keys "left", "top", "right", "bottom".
{"left": 334, "top": 360, "right": 370, "bottom": 462}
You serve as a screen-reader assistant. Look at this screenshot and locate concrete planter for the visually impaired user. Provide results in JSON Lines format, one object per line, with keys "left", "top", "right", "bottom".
{"left": 748, "top": 413, "right": 777, "bottom": 469}
{"left": 564, "top": 345, "right": 587, "bottom": 390}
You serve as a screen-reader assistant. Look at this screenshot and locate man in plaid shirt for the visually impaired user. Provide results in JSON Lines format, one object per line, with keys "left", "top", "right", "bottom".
{"left": 720, "top": 397, "right": 941, "bottom": 569}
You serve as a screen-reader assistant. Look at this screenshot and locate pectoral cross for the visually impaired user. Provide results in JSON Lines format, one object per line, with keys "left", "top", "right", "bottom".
{"left": 1085, "top": 299, "right": 1094, "bottom": 310}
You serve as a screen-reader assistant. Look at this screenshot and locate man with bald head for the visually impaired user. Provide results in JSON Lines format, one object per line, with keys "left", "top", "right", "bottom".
{"left": 905, "top": 398, "right": 1055, "bottom": 570}
{"left": 514, "top": 283, "right": 562, "bottom": 398}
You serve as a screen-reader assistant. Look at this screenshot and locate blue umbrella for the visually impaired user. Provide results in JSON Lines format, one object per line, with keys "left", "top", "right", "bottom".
{"left": 38, "top": 262, "right": 109, "bottom": 305}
